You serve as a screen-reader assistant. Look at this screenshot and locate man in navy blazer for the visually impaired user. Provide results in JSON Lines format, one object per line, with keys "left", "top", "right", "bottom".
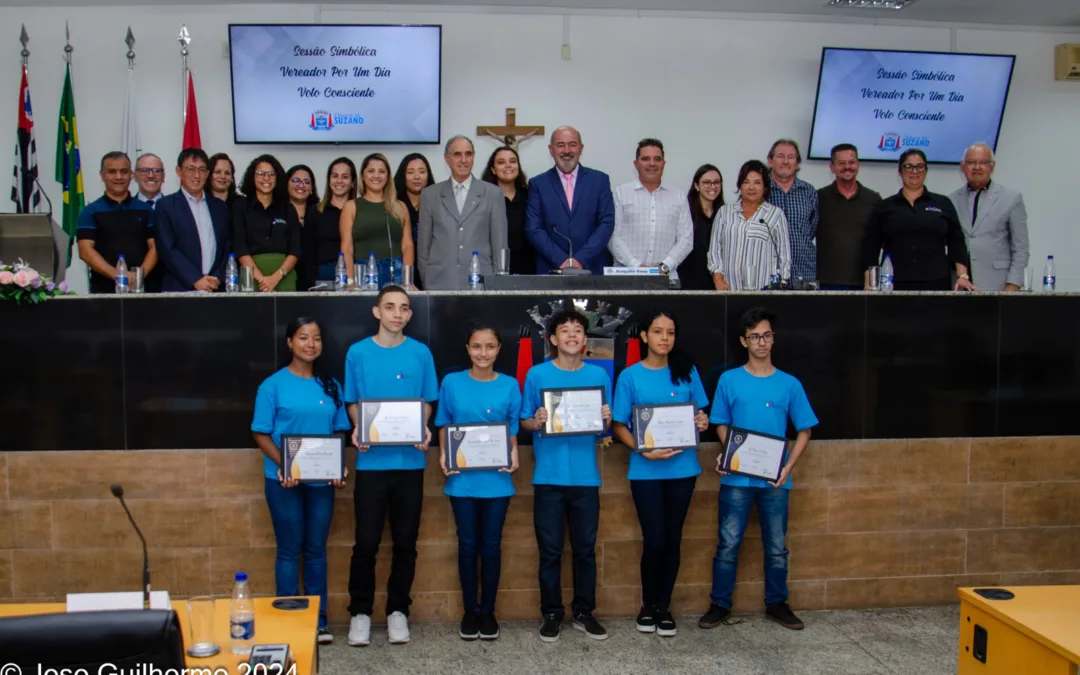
{"left": 526, "top": 127, "right": 615, "bottom": 275}
{"left": 154, "top": 148, "right": 230, "bottom": 292}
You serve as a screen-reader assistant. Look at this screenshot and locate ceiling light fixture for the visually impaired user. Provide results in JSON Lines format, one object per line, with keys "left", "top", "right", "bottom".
{"left": 827, "top": 0, "right": 915, "bottom": 9}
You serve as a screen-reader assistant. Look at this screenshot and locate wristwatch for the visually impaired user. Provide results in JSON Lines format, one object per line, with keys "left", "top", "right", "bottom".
{"left": 958, "top": 273, "right": 970, "bottom": 280}
{"left": 278, "top": 268, "right": 287, "bottom": 278}
{"left": 659, "top": 263, "right": 671, "bottom": 275}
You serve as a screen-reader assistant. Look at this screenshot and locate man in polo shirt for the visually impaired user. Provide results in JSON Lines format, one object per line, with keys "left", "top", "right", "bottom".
{"left": 76, "top": 151, "right": 158, "bottom": 294}
{"left": 134, "top": 153, "right": 165, "bottom": 208}
{"left": 816, "top": 144, "right": 882, "bottom": 290}
{"left": 766, "top": 139, "right": 818, "bottom": 282}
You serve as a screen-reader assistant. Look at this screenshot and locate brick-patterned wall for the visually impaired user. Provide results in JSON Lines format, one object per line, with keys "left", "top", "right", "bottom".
{"left": 2, "top": 437, "right": 1079, "bottom": 624}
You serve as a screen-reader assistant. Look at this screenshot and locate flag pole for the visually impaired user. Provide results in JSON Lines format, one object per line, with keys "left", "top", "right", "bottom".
{"left": 20, "top": 24, "right": 29, "bottom": 68}
{"left": 179, "top": 25, "right": 190, "bottom": 123}
{"left": 126, "top": 27, "right": 136, "bottom": 69}
{"left": 64, "top": 21, "right": 73, "bottom": 65}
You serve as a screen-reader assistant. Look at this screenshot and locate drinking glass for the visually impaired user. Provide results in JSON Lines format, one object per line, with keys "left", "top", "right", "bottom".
{"left": 743, "top": 265, "right": 759, "bottom": 291}
{"left": 239, "top": 266, "right": 255, "bottom": 292}
{"left": 130, "top": 266, "right": 145, "bottom": 294}
{"left": 1022, "top": 267, "right": 1033, "bottom": 292}
{"left": 867, "top": 266, "right": 881, "bottom": 291}
{"left": 186, "top": 596, "right": 220, "bottom": 658}
{"left": 495, "top": 248, "right": 511, "bottom": 275}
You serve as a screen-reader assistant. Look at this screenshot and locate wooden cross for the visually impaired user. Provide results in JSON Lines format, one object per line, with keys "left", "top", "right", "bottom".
{"left": 476, "top": 108, "right": 545, "bottom": 153}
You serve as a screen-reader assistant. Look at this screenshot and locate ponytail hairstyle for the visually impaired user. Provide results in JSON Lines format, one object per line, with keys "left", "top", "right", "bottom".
{"left": 638, "top": 309, "right": 695, "bottom": 386}
{"left": 284, "top": 317, "right": 342, "bottom": 409}
{"left": 467, "top": 322, "right": 503, "bottom": 346}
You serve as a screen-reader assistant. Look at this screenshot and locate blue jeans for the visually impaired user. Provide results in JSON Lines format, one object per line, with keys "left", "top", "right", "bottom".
{"left": 630, "top": 476, "right": 697, "bottom": 610}
{"left": 533, "top": 485, "right": 599, "bottom": 618}
{"left": 450, "top": 496, "right": 511, "bottom": 614}
{"left": 710, "top": 485, "right": 790, "bottom": 609}
{"left": 264, "top": 479, "right": 336, "bottom": 630}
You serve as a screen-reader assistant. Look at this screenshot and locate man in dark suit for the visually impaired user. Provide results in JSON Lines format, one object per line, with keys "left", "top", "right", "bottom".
{"left": 525, "top": 127, "right": 615, "bottom": 275}
{"left": 154, "top": 148, "right": 230, "bottom": 292}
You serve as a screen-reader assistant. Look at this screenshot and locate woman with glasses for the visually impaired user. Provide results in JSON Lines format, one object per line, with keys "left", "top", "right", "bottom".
{"left": 302, "top": 158, "right": 358, "bottom": 290}
{"left": 680, "top": 165, "right": 724, "bottom": 290}
{"left": 233, "top": 154, "right": 302, "bottom": 292}
{"left": 287, "top": 165, "right": 320, "bottom": 290}
{"left": 863, "top": 149, "right": 975, "bottom": 291}
{"left": 339, "top": 153, "right": 414, "bottom": 287}
{"left": 208, "top": 153, "right": 239, "bottom": 206}
{"left": 707, "top": 160, "right": 791, "bottom": 291}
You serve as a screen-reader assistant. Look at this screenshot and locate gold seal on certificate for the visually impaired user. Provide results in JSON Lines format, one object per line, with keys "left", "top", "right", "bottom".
{"left": 445, "top": 422, "right": 512, "bottom": 471}
{"left": 541, "top": 386, "right": 606, "bottom": 437}
{"left": 358, "top": 399, "right": 425, "bottom": 445}
{"left": 720, "top": 427, "right": 788, "bottom": 482}
{"left": 281, "top": 435, "right": 345, "bottom": 482}
{"left": 632, "top": 403, "right": 698, "bottom": 452}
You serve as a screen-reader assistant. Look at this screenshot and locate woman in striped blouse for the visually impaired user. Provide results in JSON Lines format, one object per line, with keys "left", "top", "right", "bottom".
{"left": 707, "top": 160, "right": 791, "bottom": 291}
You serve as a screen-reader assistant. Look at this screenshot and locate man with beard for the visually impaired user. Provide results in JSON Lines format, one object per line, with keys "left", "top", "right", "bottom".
{"left": 816, "top": 144, "right": 881, "bottom": 290}
{"left": 766, "top": 139, "right": 819, "bottom": 282}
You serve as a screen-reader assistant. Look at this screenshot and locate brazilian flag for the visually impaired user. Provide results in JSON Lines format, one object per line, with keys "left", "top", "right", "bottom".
{"left": 55, "top": 63, "right": 84, "bottom": 266}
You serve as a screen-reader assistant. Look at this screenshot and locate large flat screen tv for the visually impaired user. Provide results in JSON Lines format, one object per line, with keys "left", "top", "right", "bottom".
{"left": 229, "top": 24, "right": 441, "bottom": 144}
{"left": 807, "top": 47, "right": 1015, "bottom": 164}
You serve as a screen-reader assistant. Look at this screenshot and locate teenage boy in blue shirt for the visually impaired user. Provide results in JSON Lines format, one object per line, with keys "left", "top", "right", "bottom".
{"left": 344, "top": 285, "right": 438, "bottom": 647}
{"left": 521, "top": 308, "right": 612, "bottom": 643}
{"left": 699, "top": 306, "right": 818, "bottom": 631}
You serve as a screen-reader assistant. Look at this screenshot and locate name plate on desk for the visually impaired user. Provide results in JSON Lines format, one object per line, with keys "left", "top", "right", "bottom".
{"left": 603, "top": 267, "right": 661, "bottom": 276}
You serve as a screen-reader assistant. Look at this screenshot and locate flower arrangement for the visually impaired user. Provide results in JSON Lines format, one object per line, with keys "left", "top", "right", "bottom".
{"left": 0, "top": 259, "right": 72, "bottom": 303}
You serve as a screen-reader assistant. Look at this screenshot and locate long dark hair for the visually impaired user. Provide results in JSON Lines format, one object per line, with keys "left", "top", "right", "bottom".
{"left": 481, "top": 146, "right": 528, "bottom": 192}
{"left": 319, "top": 157, "right": 357, "bottom": 213}
{"left": 285, "top": 317, "right": 341, "bottom": 409}
{"left": 207, "top": 153, "right": 238, "bottom": 200}
{"left": 286, "top": 164, "right": 320, "bottom": 206}
{"left": 240, "top": 154, "right": 289, "bottom": 207}
{"left": 393, "top": 153, "right": 435, "bottom": 201}
{"left": 688, "top": 163, "right": 724, "bottom": 223}
{"left": 637, "top": 309, "right": 695, "bottom": 386}
{"left": 467, "top": 322, "right": 503, "bottom": 345}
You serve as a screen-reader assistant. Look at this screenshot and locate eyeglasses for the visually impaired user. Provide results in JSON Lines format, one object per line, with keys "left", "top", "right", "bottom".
{"left": 449, "top": 151, "right": 474, "bottom": 159}
{"left": 290, "top": 177, "right": 312, "bottom": 187}
{"left": 699, "top": 180, "right": 722, "bottom": 188}
{"left": 136, "top": 168, "right": 164, "bottom": 176}
{"left": 181, "top": 165, "right": 209, "bottom": 175}
{"left": 963, "top": 160, "right": 993, "bottom": 168}
{"left": 255, "top": 170, "right": 277, "bottom": 178}
{"left": 745, "top": 332, "right": 775, "bottom": 344}
{"left": 901, "top": 164, "right": 928, "bottom": 173}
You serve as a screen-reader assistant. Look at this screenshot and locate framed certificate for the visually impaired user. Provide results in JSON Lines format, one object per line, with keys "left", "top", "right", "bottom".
{"left": 720, "top": 427, "right": 788, "bottom": 483}
{"left": 280, "top": 435, "right": 345, "bottom": 482}
{"left": 632, "top": 403, "right": 698, "bottom": 452}
{"left": 358, "top": 399, "right": 425, "bottom": 446}
{"left": 445, "top": 422, "right": 512, "bottom": 471}
{"left": 541, "top": 386, "right": 606, "bottom": 437}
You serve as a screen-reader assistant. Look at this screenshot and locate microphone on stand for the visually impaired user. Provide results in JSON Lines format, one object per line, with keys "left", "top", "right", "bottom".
{"left": 110, "top": 483, "right": 151, "bottom": 609}
{"left": 552, "top": 225, "right": 591, "bottom": 276}
{"left": 32, "top": 177, "right": 60, "bottom": 280}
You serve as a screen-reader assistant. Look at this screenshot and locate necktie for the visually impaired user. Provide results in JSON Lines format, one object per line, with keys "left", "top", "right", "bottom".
{"left": 972, "top": 189, "right": 982, "bottom": 224}
{"left": 563, "top": 172, "right": 574, "bottom": 209}
{"left": 455, "top": 183, "right": 467, "bottom": 214}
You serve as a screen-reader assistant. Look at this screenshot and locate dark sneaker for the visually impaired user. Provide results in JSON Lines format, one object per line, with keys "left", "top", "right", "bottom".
{"left": 479, "top": 612, "right": 500, "bottom": 640}
{"left": 572, "top": 612, "right": 609, "bottom": 641}
{"left": 317, "top": 628, "right": 333, "bottom": 644}
{"left": 540, "top": 613, "right": 562, "bottom": 643}
{"left": 766, "top": 602, "right": 805, "bottom": 630}
{"left": 636, "top": 605, "right": 657, "bottom": 633}
{"left": 698, "top": 603, "right": 731, "bottom": 629}
{"left": 459, "top": 611, "right": 480, "bottom": 640}
{"left": 656, "top": 608, "right": 677, "bottom": 637}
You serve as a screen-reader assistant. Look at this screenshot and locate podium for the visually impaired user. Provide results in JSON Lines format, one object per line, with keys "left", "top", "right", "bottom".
{"left": 485, "top": 274, "right": 672, "bottom": 291}
{"left": 0, "top": 213, "right": 63, "bottom": 280}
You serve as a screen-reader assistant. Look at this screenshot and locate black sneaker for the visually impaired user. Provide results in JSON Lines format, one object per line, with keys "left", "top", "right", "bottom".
{"left": 317, "top": 628, "right": 333, "bottom": 644}
{"left": 698, "top": 603, "right": 731, "bottom": 629}
{"left": 766, "top": 602, "right": 805, "bottom": 630}
{"left": 636, "top": 605, "right": 657, "bottom": 633}
{"left": 479, "top": 612, "right": 500, "bottom": 640}
{"left": 459, "top": 611, "right": 480, "bottom": 640}
{"left": 572, "top": 612, "right": 609, "bottom": 641}
{"left": 656, "top": 608, "right": 677, "bottom": 637}
{"left": 540, "top": 613, "right": 562, "bottom": 643}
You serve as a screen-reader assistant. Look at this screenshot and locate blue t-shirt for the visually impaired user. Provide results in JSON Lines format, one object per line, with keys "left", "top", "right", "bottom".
{"left": 251, "top": 368, "right": 351, "bottom": 480}
{"left": 521, "top": 360, "right": 611, "bottom": 487}
{"left": 612, "top": 363, "right": 709, "bottom": 481}
{"left": 434, "top": 371, "right": 522, "bottom": 499}
{"left": 343, "top": 336, "right": 439, "bottom": 471}
{"left": 709, "top": 366, "right": 818, "bottom": 490}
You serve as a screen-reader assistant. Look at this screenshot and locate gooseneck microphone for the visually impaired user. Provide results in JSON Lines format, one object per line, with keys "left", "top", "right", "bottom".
{"left": 110, "top": 483, "right": 151, "bottom": 609}
{"left": 552, "top": 225, "right": 591, "bottom": 276}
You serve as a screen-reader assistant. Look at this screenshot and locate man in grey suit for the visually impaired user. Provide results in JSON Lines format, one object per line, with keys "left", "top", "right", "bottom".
{"left": 417, "top": 135, "right": 508, "bottom": 289}
{"left": 948, "top": 143, "right": 1029, "bottom": 291}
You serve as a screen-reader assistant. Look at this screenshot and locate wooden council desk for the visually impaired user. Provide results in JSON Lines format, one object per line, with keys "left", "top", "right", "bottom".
{"left": 0, "top": 597, "right": 318, "bottom": 675}
{"left": 958, "top": 586, "right": 1080, "bottom": 675}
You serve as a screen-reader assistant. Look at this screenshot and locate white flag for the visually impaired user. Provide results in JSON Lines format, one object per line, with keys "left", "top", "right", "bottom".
{"left": 121, "top": 67, "right": 141, "bottom": 165}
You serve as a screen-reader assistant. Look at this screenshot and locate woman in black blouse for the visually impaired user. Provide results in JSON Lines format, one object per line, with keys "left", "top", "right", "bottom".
{"left": 393, "top": 153, "right": 435, "bottom": 289}
{"left": 679, "top": 164, "right": 724, "bottom": 290}
{"left": 208, "top": 153, "right": 239, "bottom": 207}
{"left": 233, "top": 155, "right": 302, "bottom": 292}
{"left": 303, "top": 157, "right": 357, "bottom": 289}
{"left": 481, "top": 146, "right": 534, "bottom": 275}
{"left": 286, "top": 165, "right": 320, "bottom": 290}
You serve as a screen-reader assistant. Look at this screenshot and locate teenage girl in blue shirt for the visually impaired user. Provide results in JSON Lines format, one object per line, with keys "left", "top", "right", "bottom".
{"left": 252, "top": 317, "right": 350, "bottom": 644}
{"left": 436, "top": 324, "right": 521, "bottom": 642}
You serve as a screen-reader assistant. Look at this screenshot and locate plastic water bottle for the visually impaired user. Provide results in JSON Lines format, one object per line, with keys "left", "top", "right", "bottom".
{"left": 229, "top": 571, "right": 255, "bottom": 655}
{"left": 364, "top": 252, "right": 379, "bottom": 291}
{"left": 225, "top": 254, "right": 239, "bottom": 293}
{"left": 114, "top": 255, "right": 129, "bottom": 294}
{"left": 468, "top": 251, "right": 483, "bottom": 290}
{"left": 335, "top": 252, "right": 348, "bottom": 291}
{"left": 769, "top": 270, "right": 780, "bottom": 289}
{"left": 1042, "top": 255, "right": 1056, "bottom": 292}
{"left": 881, "top": 255, "right": 895, "bottom": 292}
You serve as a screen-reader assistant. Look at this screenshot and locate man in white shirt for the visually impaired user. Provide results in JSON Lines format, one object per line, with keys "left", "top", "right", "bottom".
{"left": 134, "top": 153, "right": 165, "bottom": 208}
{"left": 608, "top": 139, "right": 693, "bottom": 281}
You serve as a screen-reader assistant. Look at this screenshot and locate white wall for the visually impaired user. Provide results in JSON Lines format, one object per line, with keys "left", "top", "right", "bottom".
{"left": 2, "top": 5, "right": 1078, "bottom": 292}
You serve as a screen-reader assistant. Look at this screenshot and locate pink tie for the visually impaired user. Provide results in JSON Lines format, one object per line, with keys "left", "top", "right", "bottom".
{"left": 562, "top": 172, "right": 574, "bottom": 209}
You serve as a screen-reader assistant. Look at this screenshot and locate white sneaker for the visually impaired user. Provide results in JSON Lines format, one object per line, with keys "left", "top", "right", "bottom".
{"left": 387, "top": 611, "right": 411, "bottom": 644}
{"left": 348, "top": 614, "right": 371, "bottom": 647}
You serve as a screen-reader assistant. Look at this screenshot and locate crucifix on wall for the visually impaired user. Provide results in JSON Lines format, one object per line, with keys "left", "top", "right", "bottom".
{"left": 476, "top": 108, "right": 545, "bottom": 153}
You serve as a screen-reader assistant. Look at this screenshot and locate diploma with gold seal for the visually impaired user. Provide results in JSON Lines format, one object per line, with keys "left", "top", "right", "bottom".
{"left": 445, "top": 422, "right": 512, "bottom": 471}
{"left": 281, "top": 435, "right": 345, "bottom": 482}
{"left": 720, "top": 427, "right": 788, "bottom": 482}
{"left": 632, "top": 403, "right": 698, "bottom": 452}
{"left": 359, "top": 399, "right": 425, "bottom": 445}
{"left": 541, "top": 386, "right": 606, "bottom": 437}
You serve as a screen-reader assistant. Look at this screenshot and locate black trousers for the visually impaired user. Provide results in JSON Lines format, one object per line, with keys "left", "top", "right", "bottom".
{"left": 347, "top": 469, "right": 424, "bottom": 617}
{"left": 630, "top": 476, "right": 697, "bottom": 610}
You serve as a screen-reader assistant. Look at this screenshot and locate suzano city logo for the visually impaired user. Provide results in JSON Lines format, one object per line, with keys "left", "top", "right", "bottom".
{"left": 309, "top": 110, "right": 364, "bottom": 131}
{"left": 878, "top": 132, "right": 931, "bottom": 152}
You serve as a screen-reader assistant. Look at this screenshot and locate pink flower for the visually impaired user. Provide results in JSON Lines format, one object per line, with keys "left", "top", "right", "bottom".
{"left": 0, "top": 271, "right": 14, "bottom": 285}
{"left": 23, "top": 268, "right": 39, "bottom": 282}
{"left": 13, "top": 270, "right": 32, "bottom": 287}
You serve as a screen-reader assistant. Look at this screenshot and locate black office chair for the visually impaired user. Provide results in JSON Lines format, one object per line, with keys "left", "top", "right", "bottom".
{"left": 0, "top": 609, "right": 186, "bottom": 669}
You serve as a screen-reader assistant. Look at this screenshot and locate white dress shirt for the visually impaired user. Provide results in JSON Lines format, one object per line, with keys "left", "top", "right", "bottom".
{"left": 609, "top": 180, "right": 693, "bottom": 279}
{"left": 137, "top": 192, "right": 163, "bottom": 208}
{"left": 452, "top": 175, "right": 472, "bottom": 215}
{"left": 182, "top": 188, "right": 216, "bottom": 275}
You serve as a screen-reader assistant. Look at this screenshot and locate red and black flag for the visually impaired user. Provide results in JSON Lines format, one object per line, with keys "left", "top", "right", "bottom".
{"left": 10, "top": 65, "right": 42, "bottom": 214}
